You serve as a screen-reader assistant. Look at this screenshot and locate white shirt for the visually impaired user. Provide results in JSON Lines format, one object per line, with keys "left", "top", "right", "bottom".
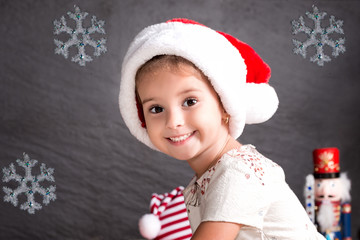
{"left": 183, "top": 145, "right": 325, "bottom": 240}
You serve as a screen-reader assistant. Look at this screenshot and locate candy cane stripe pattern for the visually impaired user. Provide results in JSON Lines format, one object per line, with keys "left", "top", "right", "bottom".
{"left": 139, "top": 186, "right": 192, "bottom": 240}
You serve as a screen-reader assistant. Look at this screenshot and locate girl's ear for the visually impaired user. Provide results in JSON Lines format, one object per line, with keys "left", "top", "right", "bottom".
{"left": 222, "top": 110, "right": 230, "bottom": 125}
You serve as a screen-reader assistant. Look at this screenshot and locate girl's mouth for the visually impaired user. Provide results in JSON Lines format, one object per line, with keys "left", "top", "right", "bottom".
{"left": 168, "top": 132, "right": 194, "bottom": 143}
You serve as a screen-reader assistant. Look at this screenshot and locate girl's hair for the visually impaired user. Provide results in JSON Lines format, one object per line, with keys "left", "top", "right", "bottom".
{"left": 135, "top": 55, "right": 208, "bottom": 87}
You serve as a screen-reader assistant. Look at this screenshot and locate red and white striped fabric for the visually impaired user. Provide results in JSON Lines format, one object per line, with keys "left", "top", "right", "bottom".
{"left": 140, "top": 186, "right": 192, "bottom": 240}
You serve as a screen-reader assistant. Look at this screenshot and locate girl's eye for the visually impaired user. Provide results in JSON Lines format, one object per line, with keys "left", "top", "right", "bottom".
{"left": 183, "top": 98, "right": 198, "bottom": 107}
{"left": 149, "top": 106, "right": 164, "bottom": 114}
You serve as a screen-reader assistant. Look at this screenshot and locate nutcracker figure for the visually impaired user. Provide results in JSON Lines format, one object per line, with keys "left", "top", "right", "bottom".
{"left": 304, "top": 147, "right": 352, "bottom": 240}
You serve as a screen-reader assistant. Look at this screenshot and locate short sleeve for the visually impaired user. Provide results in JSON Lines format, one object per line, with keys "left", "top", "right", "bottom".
{"left": 201, "top": 157, "right": 271, "bottom": 229}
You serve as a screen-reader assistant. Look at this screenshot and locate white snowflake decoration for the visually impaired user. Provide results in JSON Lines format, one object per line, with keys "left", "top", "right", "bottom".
{"left": 2, "top": 153, "right": 56, "bottom": 214}
{"left": 291, "top": 5, "right": 345, "bottom": 66}
{"left": 53, "top": 5, "right": 107, "bottom": 66}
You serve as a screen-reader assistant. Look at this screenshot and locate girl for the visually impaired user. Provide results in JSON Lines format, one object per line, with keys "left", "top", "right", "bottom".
{"left": 119, "top": 19, "right": 325, "bottom": 240}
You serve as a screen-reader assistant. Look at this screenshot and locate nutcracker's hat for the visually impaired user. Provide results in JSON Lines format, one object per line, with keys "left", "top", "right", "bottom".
{"left": 313, "top": 147, "right": 340, "bottom": 179}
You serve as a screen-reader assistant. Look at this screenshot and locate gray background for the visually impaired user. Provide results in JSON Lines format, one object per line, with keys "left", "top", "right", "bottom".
{"left": 1, "top": 0, "right": 359, "bottom": 239}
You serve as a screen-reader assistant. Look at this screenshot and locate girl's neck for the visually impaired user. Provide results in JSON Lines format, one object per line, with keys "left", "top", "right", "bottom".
{"left": 188, "top": 135, "right": 242, "bottom": 178}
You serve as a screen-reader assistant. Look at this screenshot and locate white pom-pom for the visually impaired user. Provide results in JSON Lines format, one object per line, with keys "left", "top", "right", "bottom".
{"left": 139, "top": 214, "right": 161, "bottom": 239}
{"left": 244, "top": 83, "right": 279, "bottom": 124}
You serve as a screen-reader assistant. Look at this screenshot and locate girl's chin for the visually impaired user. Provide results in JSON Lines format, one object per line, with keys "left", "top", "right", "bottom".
{"left": 166, "top": 147, "right": 199, "bottom": 161}
{"left": 168, "top": 150, "right": 197, "bottom": 161}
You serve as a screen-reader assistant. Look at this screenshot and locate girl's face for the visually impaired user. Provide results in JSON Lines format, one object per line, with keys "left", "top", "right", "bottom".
{"left": 136, "top": 65, "right": 229, "bottom": 162}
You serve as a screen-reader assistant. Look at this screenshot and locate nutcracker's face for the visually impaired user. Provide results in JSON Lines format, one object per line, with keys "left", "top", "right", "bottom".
{"left": 314, "top": 178, "right": 342, "bottom": 201}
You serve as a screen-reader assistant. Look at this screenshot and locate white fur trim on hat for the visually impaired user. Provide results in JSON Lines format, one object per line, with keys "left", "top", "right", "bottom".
{"left": 119, "top": 19, "right": 278, "bottom": 150}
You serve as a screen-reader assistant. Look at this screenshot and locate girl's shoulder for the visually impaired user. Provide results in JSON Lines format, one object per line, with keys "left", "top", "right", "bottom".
{"left": 220, "top": 144, "right": 279, "bottom": 168}
{"left": 214, "top": 144, "right": 285, "bottom": 185}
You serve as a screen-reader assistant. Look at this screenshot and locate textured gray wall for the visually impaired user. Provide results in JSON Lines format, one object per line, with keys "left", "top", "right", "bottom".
{"left": 0, "top": 0, "right": 359, "bottom": 239}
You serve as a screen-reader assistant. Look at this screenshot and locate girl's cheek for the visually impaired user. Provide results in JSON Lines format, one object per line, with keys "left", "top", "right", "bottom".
{"left": 146, "top": 115, "right": 165, "bottom": 128}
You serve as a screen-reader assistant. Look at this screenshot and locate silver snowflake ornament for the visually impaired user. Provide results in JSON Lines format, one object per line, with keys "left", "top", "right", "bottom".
{"left": 291, "top": 5, "right": 345, "bottom": 66}
{"left": 53, "top": 5, "right": 107, "bottom": 66}
{"left": 2, "top": 153, "right": 56, "bottom": 214}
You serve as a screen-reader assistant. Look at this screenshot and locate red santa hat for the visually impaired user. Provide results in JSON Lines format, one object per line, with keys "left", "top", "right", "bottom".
{"left": 119, "top": 18, "right": 278, "bottom": 149}
{"left": 138, "top": 186, "right": 192, "bottom": 240}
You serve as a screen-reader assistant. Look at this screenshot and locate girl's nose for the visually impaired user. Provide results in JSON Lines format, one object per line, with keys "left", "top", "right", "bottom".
{"left": 166, "top": 109, "right": 184, "bottom": 129}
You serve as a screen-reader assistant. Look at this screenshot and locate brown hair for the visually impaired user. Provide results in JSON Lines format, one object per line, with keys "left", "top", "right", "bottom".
{"left": 135, "top": 55, "right": 207, "bottom": 86}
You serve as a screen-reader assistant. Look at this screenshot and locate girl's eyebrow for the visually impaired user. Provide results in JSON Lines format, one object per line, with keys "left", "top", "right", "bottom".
{"left": 142, "top": 97, "right": 155, "bottom": 105}
{"left": 179, "top": 88, "right": 201, "bottom": 95}
{"left": 142, "top": 88, "right": 202, "bottom": 105}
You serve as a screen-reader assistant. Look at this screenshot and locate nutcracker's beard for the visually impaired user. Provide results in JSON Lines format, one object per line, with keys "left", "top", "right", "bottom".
{"left": 317, "top": 200, "right": 335, "bottom": 232}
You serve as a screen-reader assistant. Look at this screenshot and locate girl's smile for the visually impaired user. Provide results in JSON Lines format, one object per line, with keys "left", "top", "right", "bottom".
{"left": 167, "top": 131, "right": 195, "bottom": 144}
